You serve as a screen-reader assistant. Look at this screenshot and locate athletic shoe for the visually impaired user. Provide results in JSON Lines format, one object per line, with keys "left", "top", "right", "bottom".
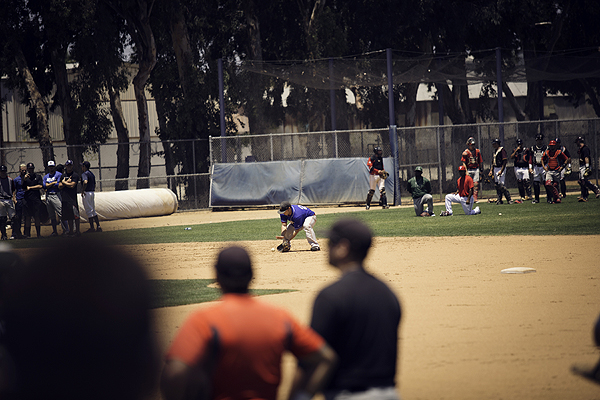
{"left": 531, "top": 199, "right": 538, "bottom": 204}
{"left": 507, "top": 200, "right": 515, "bottom": 204}
{"left": 50, "top": 232, "right": 58, "bottom": 237}
{"left": 311, "top": 246, "right": 320, "bottom": 251}
{"left": 496, "top": 200, "right": 503, "bottom": 205}
{"left": 430, "top": 212, "right": 436, "bottom": 217}
{"left": 365, "top": 205, "right": 370, "bottom": 210}
{"left": 96, "top": 227, "right": 102, "bottom": 232}
{"left": 440, "top": 211, "right": 451, "bottom": 216}
{"left": 524, "top": 196, "right": 530, "bottom": 201}
{"left": 85, "top": 228, "right": 96, "bottom": 233}
{"left": 596, "top": 192, "right": 600, "bottom": 199}
{"left": 473, "top": 207, "right": 481, "bottom": 215}
{"left": 382, "top": 205, "right": 390, "bottom": 209}
{"left": 0, "top": 236, "right": 7, "bottom": 241}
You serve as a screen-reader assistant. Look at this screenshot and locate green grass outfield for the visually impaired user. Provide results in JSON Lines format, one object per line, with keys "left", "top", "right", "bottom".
{"left": 9, "top": 195, "right": 598, "bottom": 308}
{"left": 8, "top": 195, "right": 600, "bottom": 249}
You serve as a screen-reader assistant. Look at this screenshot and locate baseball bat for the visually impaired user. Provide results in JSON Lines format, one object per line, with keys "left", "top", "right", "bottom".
{"left": 276, "top": 235, "right": 284, "bottom": 239}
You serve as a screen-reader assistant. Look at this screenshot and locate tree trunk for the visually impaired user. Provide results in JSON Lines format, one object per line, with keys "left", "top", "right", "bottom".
{"left": 502, "top": 82, "right": 527, "bottom": 121}
{"left": 154, "top": 92, "right": 176, "bottom": 193}
{"left": 169, "top": 0, "right": 194, "bottom": 98}
{"left": 14, "top": 47, "right": 54, "bottom": 165}
{"left": 580, "top": 79, "right": 600, "bottom": 118}
{"left": 50, "top": 47, "right": 83, "bottom": 168}
{"left": 109, "top": 87, "right": 130, "bottom": 190}
{"left": 110, "top": 0, "right": 157, "bottom": 189}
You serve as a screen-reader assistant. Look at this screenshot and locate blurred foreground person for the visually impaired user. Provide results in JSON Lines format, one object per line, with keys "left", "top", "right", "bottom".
{"left": 1, "top": 238, "right": 159, "bottom": 400}
{"left": 308, "top": 219, "right": 402, "bottom": 400}
{"left": 162, "top": 245, "right": 336, "bottom": 400}
{"left": 571, "top": 313, "right": 600, "bottom": 385}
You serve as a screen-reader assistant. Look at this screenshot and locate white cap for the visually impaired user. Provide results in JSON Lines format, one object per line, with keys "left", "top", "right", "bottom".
{"left": 47, "top": 161, "right": 55, "bottom": 167}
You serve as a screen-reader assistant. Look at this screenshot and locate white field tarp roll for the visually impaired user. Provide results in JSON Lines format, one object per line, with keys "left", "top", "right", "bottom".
{"left": 77, "top": 188, "right": 178, "bottom": 221}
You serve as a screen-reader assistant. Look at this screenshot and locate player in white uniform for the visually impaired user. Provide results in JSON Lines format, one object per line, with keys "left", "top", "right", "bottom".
{"left": 530, "top": 134, "right": 547, "bottom": 203}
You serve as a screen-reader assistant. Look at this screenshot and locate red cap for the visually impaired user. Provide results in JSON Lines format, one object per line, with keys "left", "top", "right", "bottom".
{"left": 458, "top": 165, "right": 466, "bottom": 171}
{"left": 549, "top": 140, "right": 557, "bottom": 146}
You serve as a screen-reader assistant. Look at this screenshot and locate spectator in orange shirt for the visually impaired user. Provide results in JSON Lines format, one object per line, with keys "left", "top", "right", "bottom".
{"left": 161, "top": 246, "right": 336, "bottom": 400}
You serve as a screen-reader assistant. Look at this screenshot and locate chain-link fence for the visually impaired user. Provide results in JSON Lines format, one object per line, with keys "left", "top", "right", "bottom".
{"left": 211, "top": 118, "right": 600, "bottom": 203}
{"left": 1, "top": 118, "right": 597, "bottom": 211}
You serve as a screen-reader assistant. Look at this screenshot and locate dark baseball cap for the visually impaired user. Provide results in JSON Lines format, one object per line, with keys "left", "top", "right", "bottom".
{"left": 215, "top": 246, "right": 252, "bottom": 285}
{"left": 279, "top": 201, "right": 291, "bottom": 214}
{"left": 0, "top": 165, "right": 6, "bottom": 172}
{"left": 326, "top": 218, "right": 372, "bottom": 259}
{"left": 26, "top": 162, "right": 34, "bottom": 169}
{"left": 415, "top": 166, "right": 423, "bottom": 172}
{"left": 65, "top": 160, "right": 73, "bottom": 166}
{"left": 81, "top": 161, "right": 91, "bottom": 168}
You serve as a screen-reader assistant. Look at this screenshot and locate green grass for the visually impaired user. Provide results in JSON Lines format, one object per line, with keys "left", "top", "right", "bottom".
{"left": 149, "top": 279, "right": 293, "bottom": 308}
{"left": 9, "top": 195, "right": 600, "bottom": 249}
{"left": 11, "top": 195, "right": 599, "bottom": 308}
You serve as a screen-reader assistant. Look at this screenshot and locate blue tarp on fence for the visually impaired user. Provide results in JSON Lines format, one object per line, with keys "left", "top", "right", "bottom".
{"left": 210, "top": 157, "right": 395, "bottom": 207}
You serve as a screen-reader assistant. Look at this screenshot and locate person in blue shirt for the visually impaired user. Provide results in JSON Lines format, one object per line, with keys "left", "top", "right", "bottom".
{"left": 11, "top": 164, "right": 27, "bottom": 239}
{"left": 278, "top": 201, "right": 320, "bottom": 252}
{"left": 43, "top": 161, "right": 65, "bottom": 236}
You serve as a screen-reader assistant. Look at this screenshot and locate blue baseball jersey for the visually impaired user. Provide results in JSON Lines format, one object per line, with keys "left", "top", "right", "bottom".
{"left": 280, "top": 205, "right": 315, "bottom": 229}
{"left": 43, "top": 171, "right": 62, "bottom": 194}
{"left": 13, "top": 175, "right": 26, "bottom": 200}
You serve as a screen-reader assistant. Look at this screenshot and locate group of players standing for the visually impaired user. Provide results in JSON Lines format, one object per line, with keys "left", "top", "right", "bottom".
{"left": 462, "top": 134, "right": 599, "bottom": 205}
{"left": 0, "top": 160, "right": 102, "bottom": 240}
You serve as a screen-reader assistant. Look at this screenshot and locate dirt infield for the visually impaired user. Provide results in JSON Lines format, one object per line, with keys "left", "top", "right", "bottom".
{"left": 60, "top": 208, "right": 600, "bottom": 399}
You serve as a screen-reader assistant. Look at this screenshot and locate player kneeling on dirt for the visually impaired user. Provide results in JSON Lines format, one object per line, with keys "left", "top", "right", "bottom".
{"left": 278, "top": 201, "right": 320, "bottom": 252}
{"left": 440, "top": 165, "right": 481, "bottom": 216}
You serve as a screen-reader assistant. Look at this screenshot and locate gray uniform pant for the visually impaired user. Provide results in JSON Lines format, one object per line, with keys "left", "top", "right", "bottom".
{"left": 413, "top": 194, "right": 433, "bottom": 216}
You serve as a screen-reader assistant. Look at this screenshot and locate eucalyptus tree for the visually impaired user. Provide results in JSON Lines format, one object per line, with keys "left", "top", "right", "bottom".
{"left": 0, "top": 0, "right": 55, "bottom": 165}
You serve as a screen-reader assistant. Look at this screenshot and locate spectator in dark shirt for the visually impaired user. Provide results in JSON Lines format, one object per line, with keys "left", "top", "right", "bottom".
{"left": 306, "top": 218, "right": 402, "bottom": 400}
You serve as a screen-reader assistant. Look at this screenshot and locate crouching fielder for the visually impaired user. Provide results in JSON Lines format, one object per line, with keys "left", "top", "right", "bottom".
{"left": 278, "top": 201, "right": 320, "bottom": 251}
{"left": 440, "top": 165, "right": 481, "bottom": 216}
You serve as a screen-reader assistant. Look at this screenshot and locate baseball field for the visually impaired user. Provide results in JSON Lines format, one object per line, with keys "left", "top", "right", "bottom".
{"left": 10, "top": 199, "right": 600, "bottom": 400}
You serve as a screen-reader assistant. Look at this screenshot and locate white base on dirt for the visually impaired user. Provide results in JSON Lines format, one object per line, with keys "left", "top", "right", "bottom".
{"left": 501, "top": 267, "right": 536, "bottom": 274}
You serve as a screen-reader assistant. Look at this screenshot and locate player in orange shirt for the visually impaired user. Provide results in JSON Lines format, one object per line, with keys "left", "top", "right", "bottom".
{"left": 440, "top": 165, "right": 481, "bottom": 216}
{"left": 161, "top": 246, "right": 336, "bottom": 400}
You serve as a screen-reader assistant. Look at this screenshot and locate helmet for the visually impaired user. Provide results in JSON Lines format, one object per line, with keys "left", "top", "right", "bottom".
{"left": 492, "top": 138, "right": 501, "bottom": 145}
{"left": 535, "top": 134, "right": 544, "bottom": 140}
{"left": 516, "top": 139, "right": 523, "bottom": 145}
{"left": 549, "top": 140, "right": 557, "bottom": 146}
{"left": 555, "top": 138, "right": 561, "bottom": 144}
{"left": 458, "top": 165, "right": 466, "bottom": 171}
{"left": 467, "top": 137, "right": 476, "bottom": 145}
{"left": 373, "top": 146, "right": 382, "bottom": 154}
{"left": 575, "top": 136, "right": 585, "bottom": 144}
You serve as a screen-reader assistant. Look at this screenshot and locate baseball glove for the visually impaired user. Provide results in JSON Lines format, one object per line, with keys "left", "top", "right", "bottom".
{"left": 584, "top": 168, "right": 592, "bottom": 178}
{"left": 564, "top": 167, "right": 572, "bottom": 176}
{"left": 379, "top": 170, "right": 389, "bottom": 179}
{"left": 277, "top": 240, "right": 291, "bottom": 252}
{"left": 420, "top": 211, "right": 431, "bottom": 217}
{"left": 482, "top": 174, "right": 492, "bottom": 184}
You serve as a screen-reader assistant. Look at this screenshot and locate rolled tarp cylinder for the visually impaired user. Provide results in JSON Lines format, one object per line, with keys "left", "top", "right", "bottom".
{"left": 77, "top": 188, "right": 178, "bottom": 221}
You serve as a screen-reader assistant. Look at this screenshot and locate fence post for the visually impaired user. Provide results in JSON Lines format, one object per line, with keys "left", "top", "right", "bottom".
{"left": 389, "top": 125, "right": 401, "bottom": 206}
{"left": 496, "top": 47, "right": 504, "bottom": 144}
{"left": 436, "top": 126, "right": 443, "bottom": 201}
{"left": 97, "top": 147, "right": 103, "bottom": 191}
{"left": 218, "top": 59, "right": 227, "bottom": 163}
